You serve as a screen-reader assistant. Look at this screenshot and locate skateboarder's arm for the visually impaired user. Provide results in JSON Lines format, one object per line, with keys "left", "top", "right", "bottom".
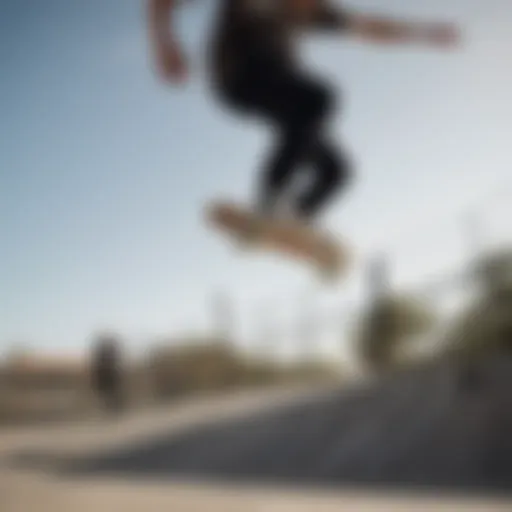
{"left": 302, "top": 2, "right": 459, "bottom": 48}
{"left": 342, "top": 11, "right": 460, "bottom": 48}
{"left": 147, "top": 0, "right": 187, "bottom": 82}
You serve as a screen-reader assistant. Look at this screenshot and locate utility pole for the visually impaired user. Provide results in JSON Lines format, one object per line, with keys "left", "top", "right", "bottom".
{"left": 211, "top": 291, "right": 234, "bottom": 343}
{"left": 297, "top": 291, "right": 318, "bottom": 363}
{"left": 465, "top": 209, "right": 485, "bottom": 263}
{"left": 463, "top": 209, "right": 486, "bottom": 292}
{"left": 255, "top": 300, "right": 279, "bottom": 361}
{"left": 367, "top": 252, "right": 391, "bottom": 304}
{"left": 365, "top": 252, "right": 392, "bottom": 345}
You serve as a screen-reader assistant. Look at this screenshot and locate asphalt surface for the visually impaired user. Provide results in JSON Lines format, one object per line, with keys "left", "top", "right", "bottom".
{"left": 16, "top": 354, "right": 512, "bottom": 497}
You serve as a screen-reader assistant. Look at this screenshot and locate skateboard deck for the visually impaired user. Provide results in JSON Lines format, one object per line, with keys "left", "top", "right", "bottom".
{"left": 205, "top": 200, "right": 350, "bottom": 280}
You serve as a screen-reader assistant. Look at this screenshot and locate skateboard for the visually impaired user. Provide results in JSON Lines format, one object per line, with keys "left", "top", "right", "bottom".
{"left": 205, "top": 200, "right": 350, "bottom": 281}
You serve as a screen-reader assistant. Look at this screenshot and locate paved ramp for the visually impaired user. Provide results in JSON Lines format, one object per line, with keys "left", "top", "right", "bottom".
{"left": 57, "top": 354, "right": 512, "bottom": 497}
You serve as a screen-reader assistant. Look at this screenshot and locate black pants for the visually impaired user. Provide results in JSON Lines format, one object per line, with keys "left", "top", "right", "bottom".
{"left": 218, "top": 66, "right": 352, "bottom": 219}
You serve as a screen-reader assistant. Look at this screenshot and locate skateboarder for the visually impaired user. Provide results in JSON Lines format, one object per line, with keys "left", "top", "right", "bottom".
{"left": 148, "top": 0, "right": 460, "bottom": 224}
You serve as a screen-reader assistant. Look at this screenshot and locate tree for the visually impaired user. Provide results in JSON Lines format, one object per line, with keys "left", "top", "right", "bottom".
{"left": 442, "top": 248, "right": 512, "bottom": 357}
{"left": 355, "top": 292, "right": 438, "bottom": 373}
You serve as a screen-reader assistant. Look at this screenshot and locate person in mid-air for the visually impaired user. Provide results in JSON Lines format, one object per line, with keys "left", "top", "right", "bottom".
{"left": 148, "top": 0, "right": 460, "bottom": 227}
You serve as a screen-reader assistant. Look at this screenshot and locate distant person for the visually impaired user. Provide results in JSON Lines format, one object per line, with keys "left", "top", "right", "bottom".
{"left": 147, "top": 0, "right": 460, "bottom": 230}
{"left": 91, "top": 334, "right": 124, "bottom": 413}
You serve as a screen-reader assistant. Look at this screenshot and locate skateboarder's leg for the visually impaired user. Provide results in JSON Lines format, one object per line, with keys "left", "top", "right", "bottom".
{"left": 217, "top": 67, "right": 344, "bottom": 218}
{"left": 256, "top": 74, "right": 335, "bottom": 216}
{"left": 295, "top": 138, "right": 352, "bottom": 219}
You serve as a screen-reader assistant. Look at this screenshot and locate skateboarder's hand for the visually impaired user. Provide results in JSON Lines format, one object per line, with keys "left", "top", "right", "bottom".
{"left": 156, "top": 44, "right": 188, "bottom": 83}
{"left": 424, "top": 22, "right": 460, "bottom": 48}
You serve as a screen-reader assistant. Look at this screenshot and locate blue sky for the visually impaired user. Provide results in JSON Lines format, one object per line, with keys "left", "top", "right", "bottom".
{"left": 1, "top": 0, "right": 511, "bottom": 357}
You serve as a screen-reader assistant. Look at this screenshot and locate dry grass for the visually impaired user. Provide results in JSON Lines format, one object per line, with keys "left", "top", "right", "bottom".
{"left": 0, "top": 340, "right": 338, "bottom": 426}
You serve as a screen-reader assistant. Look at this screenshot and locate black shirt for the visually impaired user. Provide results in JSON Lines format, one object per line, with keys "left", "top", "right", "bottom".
{"left": 210, "top": 0, "right": 349, "bottom": 85}
{"left": 211, "top": 0, "right": 291, "bottom": 80}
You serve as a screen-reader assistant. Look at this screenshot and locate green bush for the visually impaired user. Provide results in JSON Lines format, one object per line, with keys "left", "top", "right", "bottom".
{"left": 355, "top": 293, "right": 438, "bottom": 372}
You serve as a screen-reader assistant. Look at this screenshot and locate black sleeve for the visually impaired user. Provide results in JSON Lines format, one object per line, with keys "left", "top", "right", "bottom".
{"left": 310, "top": 3, "right": 351, "bottom": 31}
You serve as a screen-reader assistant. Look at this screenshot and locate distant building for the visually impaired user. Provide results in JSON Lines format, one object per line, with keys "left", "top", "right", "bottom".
{"left": 4, "top": 353, "right": 86, "bottom": 377}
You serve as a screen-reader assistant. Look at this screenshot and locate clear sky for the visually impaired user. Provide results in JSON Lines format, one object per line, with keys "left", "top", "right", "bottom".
{"left": 1, "top": 0, "right": 511, "bottom": 357}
